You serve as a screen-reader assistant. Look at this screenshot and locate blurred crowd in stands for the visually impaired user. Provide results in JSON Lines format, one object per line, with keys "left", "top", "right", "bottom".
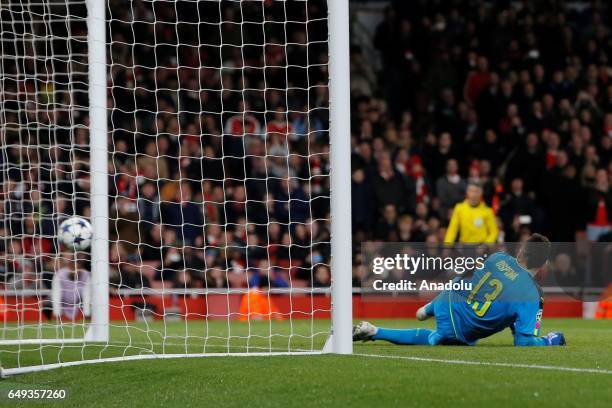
{"left": 351, "top": 0, "right": 611, "bottom": 248}
{"left": 1, "top": 1, "right": 332, "bottom": 292}
{"left": 1, "top": 0, "right": 611, "bottom": 293}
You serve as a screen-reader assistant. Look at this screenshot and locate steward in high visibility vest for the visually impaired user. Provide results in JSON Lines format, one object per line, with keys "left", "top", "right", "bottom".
{"left": 444, "top": 182, "right": 498, "bottom": 243}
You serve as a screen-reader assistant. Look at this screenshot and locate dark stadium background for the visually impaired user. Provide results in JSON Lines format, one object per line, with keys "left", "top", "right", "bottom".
{"left": 0, "top": 0, "right": 610, "bottom": 297}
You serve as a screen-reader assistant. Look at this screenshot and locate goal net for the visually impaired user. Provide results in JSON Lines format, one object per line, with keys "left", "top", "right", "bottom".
{"left": 0, "top": 0, "right": 352, "bottom": 376}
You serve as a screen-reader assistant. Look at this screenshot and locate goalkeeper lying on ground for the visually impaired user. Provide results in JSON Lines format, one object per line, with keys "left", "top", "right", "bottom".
{"left": 353, "top": 234, "right": 566, "bottom": 347}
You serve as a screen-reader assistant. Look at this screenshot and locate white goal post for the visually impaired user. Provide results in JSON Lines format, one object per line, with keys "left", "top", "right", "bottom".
{"left": 328, "top": 0, "right": 352, "bottom": 355}
{"left": 86, "top": 0, "right": 110, "bottom": 344}
{"left": 0, "top": 0, "right": 352, "bottom": 376}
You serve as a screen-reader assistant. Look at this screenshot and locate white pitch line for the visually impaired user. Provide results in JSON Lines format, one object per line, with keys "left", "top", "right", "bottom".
{"left": 355, "top": 353, "right": 612, "bottom": 375}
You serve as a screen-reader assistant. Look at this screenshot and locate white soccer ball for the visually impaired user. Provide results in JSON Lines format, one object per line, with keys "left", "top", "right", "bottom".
{"left": 59, "top": 216, "right": 93, "bottom": 251}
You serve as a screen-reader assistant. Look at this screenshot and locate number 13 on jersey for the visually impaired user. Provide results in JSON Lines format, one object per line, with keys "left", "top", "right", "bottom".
{"left": 466, "top": 271, "right": 504, "bottom": 317}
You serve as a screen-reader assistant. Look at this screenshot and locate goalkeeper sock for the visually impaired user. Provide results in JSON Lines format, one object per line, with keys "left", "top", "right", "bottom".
{"left": 373, "top": 328, "right": 433, "bottom": 345}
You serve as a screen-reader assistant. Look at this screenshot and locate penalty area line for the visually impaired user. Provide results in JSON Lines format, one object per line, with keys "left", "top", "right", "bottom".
{"left": 354, "top": 353, "right": 612, "bottom": 375}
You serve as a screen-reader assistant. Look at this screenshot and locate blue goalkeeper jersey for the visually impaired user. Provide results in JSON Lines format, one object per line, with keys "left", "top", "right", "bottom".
{"left": 447, "top": 252, "right": 543, "bottom": 344}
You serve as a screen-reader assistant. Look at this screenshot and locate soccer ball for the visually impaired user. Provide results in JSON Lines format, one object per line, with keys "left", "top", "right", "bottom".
{"left": 59, "top": 216, "right": 93, "bottom": 251}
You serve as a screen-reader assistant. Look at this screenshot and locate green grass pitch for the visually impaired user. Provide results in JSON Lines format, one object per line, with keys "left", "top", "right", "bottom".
{"left": 1, "top": 318, "right": 611, "bottom": 407}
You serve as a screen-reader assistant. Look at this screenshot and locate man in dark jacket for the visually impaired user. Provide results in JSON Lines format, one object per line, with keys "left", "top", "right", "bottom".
{"left": 585, "top": 169, "right": 612, "bottom": 241}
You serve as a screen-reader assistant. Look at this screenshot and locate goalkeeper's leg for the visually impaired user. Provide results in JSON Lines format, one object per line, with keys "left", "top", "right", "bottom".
{"left": 374, "top": 327, "right": 434, "bottom": 345}
{"left": 353, "top": 321, "right": 434, "bottom": 345}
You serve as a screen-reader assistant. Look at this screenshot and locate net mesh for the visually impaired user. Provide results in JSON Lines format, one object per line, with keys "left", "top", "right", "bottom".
{"left": 1, "top": 0, "right": 332, "bottom": 372}
{"left": 0, "top": 1, "right": 91, "bottom": 344}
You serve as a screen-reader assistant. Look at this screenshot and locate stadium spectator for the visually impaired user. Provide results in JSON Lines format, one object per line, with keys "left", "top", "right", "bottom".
{"left": 351, "top": 168, "right": 374, "bottom": 233}
{"left": 371, "top": 152, "right": 416, "bottom": 216}
{"left": 464, "top": 56, "right": 491, "bottom": 106}
{"left": 161, "top": 182, "right": 204, "bottom": 245}
{"left": 436, "top": 159, "right": 467, "bottom": 221}
{"left": 498, "top": 178, "right": 542, "bottom": 238}
{"left": 312, "top": 265, "right": 331, "bottom": 288}
{"left": 586, "top": 169, "right": 612, "bottom": 241}
{"left": 137, "top": 182, "right": 161, "bottom": 225}
{"left": 375, "top": 204, "right": 399, "bottom": 241}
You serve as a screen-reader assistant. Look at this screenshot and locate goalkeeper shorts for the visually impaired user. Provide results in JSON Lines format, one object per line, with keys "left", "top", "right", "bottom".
{"left": 429, "top": 290, "right": 475, "bottom": 346}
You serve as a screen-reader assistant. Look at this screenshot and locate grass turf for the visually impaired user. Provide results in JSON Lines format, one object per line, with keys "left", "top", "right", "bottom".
{"left": 1, "top": 318, "right": 611, "bottom": 407}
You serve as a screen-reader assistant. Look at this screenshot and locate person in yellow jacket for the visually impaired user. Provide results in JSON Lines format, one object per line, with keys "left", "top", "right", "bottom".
{"left": 444, "top": 182, "right": 499, "bottom": 243}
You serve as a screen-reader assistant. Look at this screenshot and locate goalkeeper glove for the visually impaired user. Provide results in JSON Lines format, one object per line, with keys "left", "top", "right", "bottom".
{"left": 544, "top": 332, "right": 566, "bottom": 346}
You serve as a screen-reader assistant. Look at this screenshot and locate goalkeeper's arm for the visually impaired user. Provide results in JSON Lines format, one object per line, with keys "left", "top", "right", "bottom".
{"left": 512, "top": 302, "right": 566, "bottom": 346}
{"left": 513, "top": 332, "right": 566, "bottom": 346}
{"left": 511, "top": 321, "right": 566, "bottom": 346}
